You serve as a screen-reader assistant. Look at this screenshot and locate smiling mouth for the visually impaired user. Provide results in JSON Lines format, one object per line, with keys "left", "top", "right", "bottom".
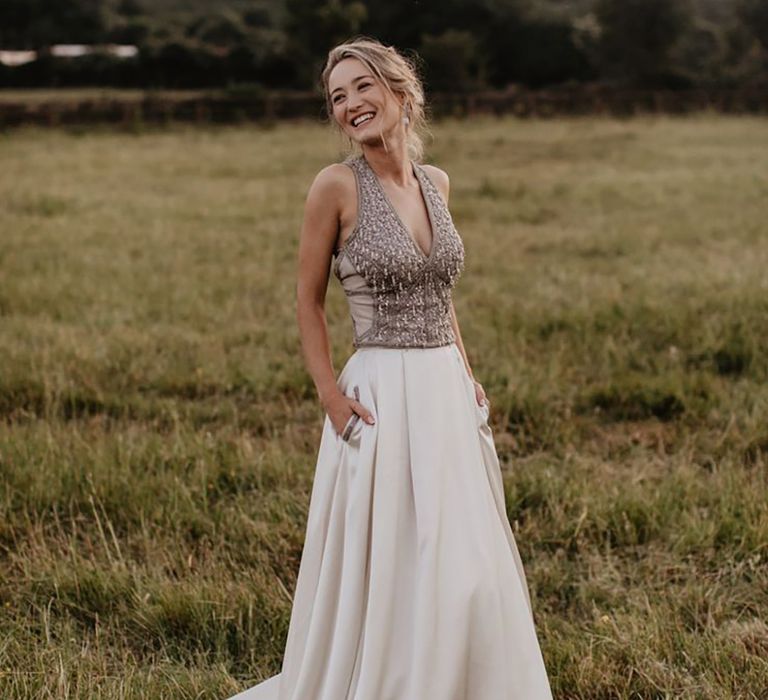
{"left": 351, "top": 112, "right": 375, "bottom": 128}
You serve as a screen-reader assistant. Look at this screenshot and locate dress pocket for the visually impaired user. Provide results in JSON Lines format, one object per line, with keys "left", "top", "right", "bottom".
{"left": 341, "top": 385, "right": 364, "bottom": 443}
{"left": 452, "top": 344, "right": 492, "bottom": 430}
{"left": 478, "top": 397, "right": 490, "bottom": 423}
{"left": 474, "top": 395, "right": 492, "bottom": 432}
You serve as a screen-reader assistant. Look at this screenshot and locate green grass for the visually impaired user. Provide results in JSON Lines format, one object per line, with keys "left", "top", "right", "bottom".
{"left": 1, "top": 115, "right": 767, "bottom": 698}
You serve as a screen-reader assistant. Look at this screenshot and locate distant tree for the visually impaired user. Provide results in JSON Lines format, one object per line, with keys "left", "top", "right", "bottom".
{"left": 285, "top": 0, "right": 367, "bottom": 88}
{"left": 479, "top": 1, "right": 593, "bottom": 88}
{"left": 738, "top": 0, "right": 768, "bottom": 49}
{"left": 0, "top": 0, "right": 108, "bottom": 47}
{"left": 243, "top": 7, "right": 272, "bottom": 29}
{"left": 284, "top": 0, "right": 367, "bottom": 54}
{"left": 0, "top": 0, "right": 764, "bottom": 91}
{"left": 186, "top": 12, "right": 247, "bottom": 47}
{"left": 253, "top": 50, "right": 297, "bottom": 88}
{"left": 594, "top": 0, "right": 693, "bottom": 86}
{"left": 144, "top": 41, "right": 220, "bottom": 88}
{"left": 117, "top": 0, "right": 144, "bottom": 19}
{"left": 370, "top": 0, "right": 528, "bottom": 56}
{"left": 671, "top": 19, "right": 731, "bottom": 85}
{"left": 419, "top": 30, "right": 483, "bottom": 91}
{"left": 108, "top": 18, "right": 150, "bottom": 46}
{"left": 0, "top": 0, "right": 37, "bottom": 47}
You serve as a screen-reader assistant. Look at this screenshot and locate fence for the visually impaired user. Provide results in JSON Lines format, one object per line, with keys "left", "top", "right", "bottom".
{"left": 1, "top": 86, "right": 766, "bottom": 128}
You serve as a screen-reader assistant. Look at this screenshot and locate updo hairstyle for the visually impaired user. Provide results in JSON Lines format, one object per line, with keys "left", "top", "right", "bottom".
{"left": 321, "top": 36, "right": 429, "bottom": 162}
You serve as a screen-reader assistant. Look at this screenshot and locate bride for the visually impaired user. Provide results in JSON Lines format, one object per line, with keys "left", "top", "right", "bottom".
{"left": 228, "top": 36, "right": 553, "bottom": 700}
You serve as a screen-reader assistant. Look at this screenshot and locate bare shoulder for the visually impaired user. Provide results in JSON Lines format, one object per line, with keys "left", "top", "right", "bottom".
{"left": 420, "top": 163, "right": 450, "bottom": 203}
{"left": 307, "top": 162, "right": 356, "bottom": 201}
{"left": 300, "top": 162, "right": 358, "bottom": 254}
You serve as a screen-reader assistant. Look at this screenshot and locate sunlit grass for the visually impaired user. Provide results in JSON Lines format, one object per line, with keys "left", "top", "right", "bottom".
{"left": 1, "top": 115, "right": 767, "bottom": 698}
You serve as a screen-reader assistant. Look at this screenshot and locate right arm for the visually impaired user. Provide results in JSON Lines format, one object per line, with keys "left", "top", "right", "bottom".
{"left": 295, "top": 165, "right": 374, "bottom": 433}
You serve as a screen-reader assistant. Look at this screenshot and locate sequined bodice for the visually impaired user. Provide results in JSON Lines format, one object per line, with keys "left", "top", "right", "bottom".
{"left": 332, "top": 154, "right": 465, "bottom": 348}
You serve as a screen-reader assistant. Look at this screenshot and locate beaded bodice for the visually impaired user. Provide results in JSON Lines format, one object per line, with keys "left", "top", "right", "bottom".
{"left": 332, "top": 154, "right": 465, "bottom": 348}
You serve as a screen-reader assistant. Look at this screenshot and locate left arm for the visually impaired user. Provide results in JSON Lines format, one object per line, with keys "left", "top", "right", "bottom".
{"left": 424, "top": 163, "right": 487, "bottom": 406}
{"left": 449, "top": 299, "right": 473, "bottom": 380}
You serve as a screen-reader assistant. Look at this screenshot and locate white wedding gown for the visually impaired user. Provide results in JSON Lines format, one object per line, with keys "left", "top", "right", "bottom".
{"left": 228, "top": 154, "right": 552, "bottom": 699}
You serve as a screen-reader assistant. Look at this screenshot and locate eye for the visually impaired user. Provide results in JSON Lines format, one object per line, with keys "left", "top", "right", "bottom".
{"left": 358, "top": 82, "right": 371, "bottom": 90}
{"left": 333, "top": 94, "right": 344, "bottom": 104}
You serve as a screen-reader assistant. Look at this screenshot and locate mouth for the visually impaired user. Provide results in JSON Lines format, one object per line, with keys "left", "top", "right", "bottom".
{"left": 351, "top": 111, "right": 375, "bottom": 128}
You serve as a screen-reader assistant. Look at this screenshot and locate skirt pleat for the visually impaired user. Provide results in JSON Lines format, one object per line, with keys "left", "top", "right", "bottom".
{"left": 228, "top": 343, "right": 552, "bottom": 700}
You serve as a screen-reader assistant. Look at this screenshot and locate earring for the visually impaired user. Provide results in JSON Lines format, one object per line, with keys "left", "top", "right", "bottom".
{"left": 402, "top": 103, "right": 410, "bottom": 127}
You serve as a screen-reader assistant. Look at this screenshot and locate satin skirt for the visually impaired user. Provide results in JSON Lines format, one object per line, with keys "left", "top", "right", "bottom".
{"left": 228, "top": 343, "right": 552, "bottom": 699}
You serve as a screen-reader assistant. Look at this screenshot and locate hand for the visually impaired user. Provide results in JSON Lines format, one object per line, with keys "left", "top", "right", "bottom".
{"left": 472, "top": 378, "right": 489, "bottom": 408}
{"left": 324, "top": 387, "right": 375, "bottom": 437}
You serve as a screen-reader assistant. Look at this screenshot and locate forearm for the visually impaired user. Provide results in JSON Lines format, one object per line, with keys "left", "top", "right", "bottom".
{"left": 296, "top": 297, "right": 342, "bottom": 407}
{"left": 449, "top": 300, "right": 474, "bottom": 380}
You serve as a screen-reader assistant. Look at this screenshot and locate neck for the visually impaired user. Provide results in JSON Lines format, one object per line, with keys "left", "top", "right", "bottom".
{"left": 361, "top": 134, "right": 413, "bottom": 186}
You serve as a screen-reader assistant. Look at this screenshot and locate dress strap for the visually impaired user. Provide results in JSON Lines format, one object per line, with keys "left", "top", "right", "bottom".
{"left": 334, "top": 155, "right": 367, "bottom": 260}
{"left": 343, "top": 155, "right": 374, "bottom": 228}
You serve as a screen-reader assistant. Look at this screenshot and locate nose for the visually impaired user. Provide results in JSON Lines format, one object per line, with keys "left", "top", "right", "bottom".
{"left": 347, "top": 91, "right": 363, "bottom": 113}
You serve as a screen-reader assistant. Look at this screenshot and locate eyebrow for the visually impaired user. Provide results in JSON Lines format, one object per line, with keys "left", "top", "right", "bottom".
{"left": 330, "top": 74, "right": 374, "bottom": 96}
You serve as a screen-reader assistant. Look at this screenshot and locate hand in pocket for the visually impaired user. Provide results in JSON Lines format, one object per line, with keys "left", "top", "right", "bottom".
{"left": 327, "top": 385, "right": 374, "bottom": 441}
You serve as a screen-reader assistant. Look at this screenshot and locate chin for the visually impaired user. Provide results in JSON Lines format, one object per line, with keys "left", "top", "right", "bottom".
{"left": 360, "top": 130, "right": 388, "bottom": 148}
{"left": 342, "top": 128, "right": 363, "bottom": 145}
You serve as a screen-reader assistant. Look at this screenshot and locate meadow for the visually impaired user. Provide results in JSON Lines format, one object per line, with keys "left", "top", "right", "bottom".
{"left": 0, "top": 114, "right": 767, "bottom": 699}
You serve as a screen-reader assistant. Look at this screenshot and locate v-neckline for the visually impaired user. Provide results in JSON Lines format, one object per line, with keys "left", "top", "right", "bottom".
{"left": 362, "top": 156, "right": 437, "bottom": 261}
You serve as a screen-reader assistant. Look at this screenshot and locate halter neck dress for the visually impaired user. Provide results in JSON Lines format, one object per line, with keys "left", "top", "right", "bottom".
{"left": 228, "top": 154, "right": 553, "bottom": 700}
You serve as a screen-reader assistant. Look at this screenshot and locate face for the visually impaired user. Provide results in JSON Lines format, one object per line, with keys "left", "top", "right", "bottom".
{"left": 328, "top": 57, "right": 403, "bottom": 145}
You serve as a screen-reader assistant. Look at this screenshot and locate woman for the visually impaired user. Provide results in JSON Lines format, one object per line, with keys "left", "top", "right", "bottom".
{"left": 229, "top": 36, "right": 553, "bottom": 700}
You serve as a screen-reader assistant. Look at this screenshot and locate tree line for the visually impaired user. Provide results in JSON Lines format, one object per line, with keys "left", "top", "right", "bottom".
{"left": 1, "top": 0, "right": 767, "bottom": 91}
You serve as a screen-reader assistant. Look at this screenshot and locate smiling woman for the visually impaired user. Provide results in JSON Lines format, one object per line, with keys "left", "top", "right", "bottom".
{"left": 324, "top": 37, "right": 428, "bottom": 163}
{"left": 227, "top": 36, "right": 554, "bottom": 700}
{"left": 321, "top": 44, "right": 436, "bottom": 265}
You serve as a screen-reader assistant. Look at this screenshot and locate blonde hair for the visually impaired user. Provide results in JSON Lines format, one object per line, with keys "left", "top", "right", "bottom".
{"left": 321, "top": 36, "right": 429, "bottom": 162}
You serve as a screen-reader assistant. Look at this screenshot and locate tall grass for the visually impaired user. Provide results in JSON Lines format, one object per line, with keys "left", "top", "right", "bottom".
{"left": 1, "top": 115, "right": 767, "bottom": 698}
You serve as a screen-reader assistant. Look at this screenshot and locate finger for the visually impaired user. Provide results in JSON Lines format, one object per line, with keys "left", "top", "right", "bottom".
{"left": 351, "top": 400, "right": 375, "bottom": 424}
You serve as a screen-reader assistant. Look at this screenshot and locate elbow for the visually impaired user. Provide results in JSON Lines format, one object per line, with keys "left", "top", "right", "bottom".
{"left": 296, "top": 286, "right": 324, "bottom": 320}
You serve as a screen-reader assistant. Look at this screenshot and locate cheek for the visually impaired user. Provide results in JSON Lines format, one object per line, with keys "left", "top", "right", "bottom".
{"left": 370, "top": 90, "right": 388, "bottom": 112}
{"left": 378, "top": 97, "right": 398, "bottom": 121}
{"left": 332, "top": 104, "right": 347, "bottom": 127}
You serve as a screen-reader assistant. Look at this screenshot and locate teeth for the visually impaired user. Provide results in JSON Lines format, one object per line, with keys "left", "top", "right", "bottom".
{"left": 352, "top": 112, "right": 374, "bottom": 127}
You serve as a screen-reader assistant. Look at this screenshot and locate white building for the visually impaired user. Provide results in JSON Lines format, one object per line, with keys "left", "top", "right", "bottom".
{"left": 0, "top": 45, "right": 139, "bottom": 66}
{"left": 0, "top": 50, "right": 37, "bottom": 66}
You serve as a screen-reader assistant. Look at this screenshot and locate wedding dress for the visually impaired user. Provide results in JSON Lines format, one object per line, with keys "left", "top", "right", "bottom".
{"left": 228, "top": 154, "right": 553, "bottom": 699}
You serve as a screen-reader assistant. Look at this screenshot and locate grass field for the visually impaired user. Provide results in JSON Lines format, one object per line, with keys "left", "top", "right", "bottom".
{"left": 1, "top": 115, "right": 767, "bottom": 699}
